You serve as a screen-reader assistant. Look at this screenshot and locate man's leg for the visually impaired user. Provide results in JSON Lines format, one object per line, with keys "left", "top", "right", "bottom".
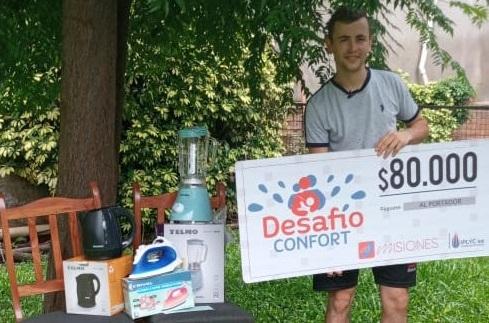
{"left": 379, "top": 285, "right": 409, "bottom": 323}
{"left": 313, "top": 270, "right": 359, "bottom": 323}
{"left": 373, "top": 263, "right": 416, "bottom": 323}
{"left": 325, "top": 287, "right": 356, "bottom": 323}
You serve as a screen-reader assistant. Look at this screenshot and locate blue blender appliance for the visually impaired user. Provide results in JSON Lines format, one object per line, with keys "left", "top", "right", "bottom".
{"left": 170, "top": 127, "right": 215, "bottom": 223}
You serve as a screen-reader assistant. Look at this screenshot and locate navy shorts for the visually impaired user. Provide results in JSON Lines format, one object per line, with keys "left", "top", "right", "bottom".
{"left": 313, "top": 263, "right": 417, "bottom": 291}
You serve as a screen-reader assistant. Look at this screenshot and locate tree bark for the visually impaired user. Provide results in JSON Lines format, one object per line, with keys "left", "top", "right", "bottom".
{"left": 59, "top": 0, "right": 119, "bottom": 203}
{"left": 44, "top": 0, "right": 131, "bottom": 312}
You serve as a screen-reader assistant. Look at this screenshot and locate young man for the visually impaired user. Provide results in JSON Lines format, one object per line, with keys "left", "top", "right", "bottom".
{"left": 305, "top": 7, "right": 429, "bottom": 323}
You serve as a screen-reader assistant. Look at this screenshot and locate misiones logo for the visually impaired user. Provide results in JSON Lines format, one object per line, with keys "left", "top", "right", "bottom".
{"left": 246, "top": 174, "right": 367, "bottom": 253}
{"left": 358, "top": 241, "right": 375, "bottom": 259}
{"left": 376, "top": 238, "right": 439, "bottom": 255}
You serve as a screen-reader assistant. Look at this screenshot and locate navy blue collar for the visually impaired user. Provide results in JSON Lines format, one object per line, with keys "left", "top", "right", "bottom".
{"left": 331, "top": 68, "right": 371, "bottom": 98}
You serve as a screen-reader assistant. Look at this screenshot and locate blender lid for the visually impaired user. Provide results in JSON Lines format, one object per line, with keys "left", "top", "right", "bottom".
{"left": 178, "top": 126, "right": 208, "bottom": 138}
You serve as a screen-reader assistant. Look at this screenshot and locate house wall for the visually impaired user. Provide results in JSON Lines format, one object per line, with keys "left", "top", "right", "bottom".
{"left": 386, "top": 3, "right": 489, "bottom": 103}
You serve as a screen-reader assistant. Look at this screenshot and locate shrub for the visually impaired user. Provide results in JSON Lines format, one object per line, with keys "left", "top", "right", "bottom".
{"left": 0, "top": 108, "right": 59, "bottom": 191}
{"left": 117, "top": 7, "right": 291, "bottom": 226}
{"left": 0, "top": 4, "right": 292, "bottom": 231}
{"left": 401, "top": 73, "right": 475, "bottom": 143}
{"left": 0, "top": 1, "right": 477, "bottom": 230}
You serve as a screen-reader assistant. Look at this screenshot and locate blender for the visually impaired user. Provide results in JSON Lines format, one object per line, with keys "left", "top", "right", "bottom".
{"left": 186, "top": 239, "right": 207, "bottom": 291}
{"left": 170, "top": 126, "right": 216, "bottom": 223}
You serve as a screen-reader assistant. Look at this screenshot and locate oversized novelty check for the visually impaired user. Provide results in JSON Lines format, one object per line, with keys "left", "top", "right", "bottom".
{"left": 235, "top": 139, "right": 489, "bottom": 283}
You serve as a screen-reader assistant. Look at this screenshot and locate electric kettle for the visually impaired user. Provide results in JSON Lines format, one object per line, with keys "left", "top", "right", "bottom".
{"left": 76, "top": 273, "right": 100, "bottom": 308}
{"left": 79, "top": 206, "right": 135, "bottom": 260}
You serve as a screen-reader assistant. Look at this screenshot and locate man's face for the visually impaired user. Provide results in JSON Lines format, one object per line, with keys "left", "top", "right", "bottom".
{"left": 326, "top": 17, "right": 372, "bottom": 74}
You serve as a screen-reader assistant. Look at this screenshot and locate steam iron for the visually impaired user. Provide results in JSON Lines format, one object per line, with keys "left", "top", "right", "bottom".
{"left": 163, "top": 285, "right": 189, "bottom": 309}
{"left": 129, "top": 236, "right": 182, "bottom": 279}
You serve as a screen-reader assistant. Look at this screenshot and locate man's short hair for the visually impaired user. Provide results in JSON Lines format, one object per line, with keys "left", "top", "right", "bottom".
{"left": 326, "top": 6, "right": 369, "bottom": 39}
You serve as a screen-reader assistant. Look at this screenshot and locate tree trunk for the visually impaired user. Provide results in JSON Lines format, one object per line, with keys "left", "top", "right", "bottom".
{"left": 44, "top": 0, "right": 131, "bottom": 312}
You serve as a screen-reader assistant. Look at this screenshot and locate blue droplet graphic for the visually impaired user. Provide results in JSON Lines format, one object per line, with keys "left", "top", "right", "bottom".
{"left": 258, "top": 184, "right": 268, "bottom": 193}
{"left": 273, "top": 193, "right": 283, "bottom": 203}
{"left": 331, "top": 186, "right": 341, "bottom": 197}
{"left": 248, "top": 203, "right": 264, "bottom": 212}
{"left": 345, "top": 174, "right": 354, "bottom": 184}
{"left": 351, "top": 190, "right": 366, "bottom": 200}
{"left": 342, "top": 204, "right": 350, "bottom": 212}
{"left": 278, "top": 181, "right": 285, "bottom": 188}
{"left": 327, "top": 175, "right": 334, "bottom": 183}
{"left": 293, "top": 184, "right": 300, "bottom": 192}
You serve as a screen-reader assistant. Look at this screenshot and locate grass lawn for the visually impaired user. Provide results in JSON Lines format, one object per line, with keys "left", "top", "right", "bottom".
{"left": 1, "top": 235, "right": 488, "bottom": 322}
{"left": 0, "top": 261, "right": 43, "bottom": 322}
{"left": 224, "top": 235, "right": 489, "bottom": 323}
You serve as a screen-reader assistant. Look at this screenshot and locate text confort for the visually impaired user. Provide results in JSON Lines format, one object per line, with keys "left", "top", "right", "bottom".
{"left": 261, "top": 207, "right": 365, "bottom": 252}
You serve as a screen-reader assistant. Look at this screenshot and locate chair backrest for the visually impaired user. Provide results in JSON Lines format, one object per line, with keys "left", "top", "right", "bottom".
{"left": 132, "top": 182, "right": 226, "bottom": 251}
{"left": 0, "top": 182, "right": 101, "bottom": 321}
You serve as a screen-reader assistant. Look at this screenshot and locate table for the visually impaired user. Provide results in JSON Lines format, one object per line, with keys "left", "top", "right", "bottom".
{"left": 24, "top": 303, "right": 254, "bottom": 323}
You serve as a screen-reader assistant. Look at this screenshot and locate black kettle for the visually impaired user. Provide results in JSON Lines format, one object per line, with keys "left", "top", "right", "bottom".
{"left": 79, "top": 206, "right": 135, "bottom": 260}
{"left": 76, "top": 273, "right": 100, "bottom": 308}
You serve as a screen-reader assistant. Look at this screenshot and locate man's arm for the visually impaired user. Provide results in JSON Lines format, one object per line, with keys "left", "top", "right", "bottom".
{"left": 375, "top": 114, "right": 429, "bottom": 158}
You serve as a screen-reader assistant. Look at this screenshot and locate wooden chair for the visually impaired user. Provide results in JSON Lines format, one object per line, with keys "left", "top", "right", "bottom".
{"left": 132, "top": 182, "right": 226, "bottom": 251}
{"left": 0, "top": 182, "right": 103, "bottom": 321}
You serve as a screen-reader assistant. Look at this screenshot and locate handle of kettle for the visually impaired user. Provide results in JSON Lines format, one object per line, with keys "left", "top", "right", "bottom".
{"left": 118, "top": 207, "right": 135, "bottom": 249}
{"left": 93, "top": 275, "right": 100, "bottom": 295}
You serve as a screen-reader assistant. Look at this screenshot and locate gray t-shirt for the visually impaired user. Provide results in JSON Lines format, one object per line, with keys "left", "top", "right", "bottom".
{"left": 305, "top": 68, "right": 419, "bottom": 151}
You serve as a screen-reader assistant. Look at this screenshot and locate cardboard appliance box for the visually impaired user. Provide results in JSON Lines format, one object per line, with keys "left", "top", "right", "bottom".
{"left": 63, "top": 254, "right": 132, "bottom": 316}
{"left": 123, "top": 269, "right": 194, "bottom": 319}
{"left": 164, "top": 222, "right": 224, "bottom": 303}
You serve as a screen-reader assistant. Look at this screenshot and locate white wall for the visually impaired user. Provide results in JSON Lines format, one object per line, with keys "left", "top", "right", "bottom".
{"left": 386, "top": 3, "right": 489, "bottom": 102}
